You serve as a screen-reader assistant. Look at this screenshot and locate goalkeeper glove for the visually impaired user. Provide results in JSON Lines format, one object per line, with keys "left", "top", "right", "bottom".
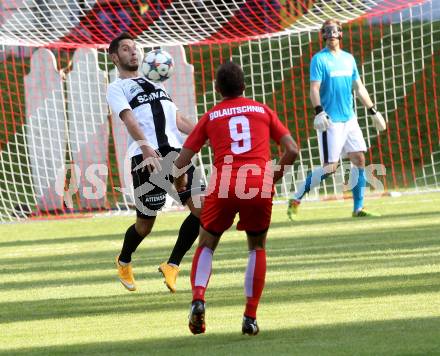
{"left": 368, "top": 106, "right": 386, "bottom": 131}
{"left": 313, "top": 106, "right": 330, "bottom": 131}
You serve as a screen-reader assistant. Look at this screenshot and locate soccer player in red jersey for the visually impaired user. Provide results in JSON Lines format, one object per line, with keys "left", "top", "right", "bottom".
{"left": 172, "top": 62, "right": 298, "bottom": 335}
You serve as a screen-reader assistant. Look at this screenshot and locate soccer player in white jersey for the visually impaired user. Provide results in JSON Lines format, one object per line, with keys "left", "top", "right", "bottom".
{"left": 106, "top": 32, "right": 205, "bottom": 292}
{"left": 287, "top": 19, "right": 386, "bottom": 220}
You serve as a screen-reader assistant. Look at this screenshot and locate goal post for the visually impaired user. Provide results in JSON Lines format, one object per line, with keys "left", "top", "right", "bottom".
{"left": 0, "top": 0, "right": 439, "bottom": 221}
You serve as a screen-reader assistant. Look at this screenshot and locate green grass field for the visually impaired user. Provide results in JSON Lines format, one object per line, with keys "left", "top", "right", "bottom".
{"left": 1, "top": 193, "right": 440, "bottom": 355}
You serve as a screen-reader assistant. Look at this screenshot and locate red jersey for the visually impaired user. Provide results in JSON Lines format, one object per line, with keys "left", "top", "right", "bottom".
{"left": 184, "top": 97, "right": 289, "bottom": 196}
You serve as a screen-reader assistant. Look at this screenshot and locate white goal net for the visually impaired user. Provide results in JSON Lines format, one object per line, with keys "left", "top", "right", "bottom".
{"left": 0, "top": 0, "right": 439, "bottom": 221}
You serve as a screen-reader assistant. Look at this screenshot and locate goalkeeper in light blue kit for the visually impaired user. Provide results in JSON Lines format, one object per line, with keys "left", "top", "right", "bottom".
{"left": 287, "top": 19, "right": 387, "bottom": 220}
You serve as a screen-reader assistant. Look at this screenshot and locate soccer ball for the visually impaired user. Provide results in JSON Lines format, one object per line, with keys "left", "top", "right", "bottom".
{"left": 141, "top": 48, "right": 174, "bottom": 83}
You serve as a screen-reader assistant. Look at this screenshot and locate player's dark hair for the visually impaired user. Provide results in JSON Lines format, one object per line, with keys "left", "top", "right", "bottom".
{"left": 109, "top": 32, "right": 134, "bottom": 55}
{"left": 216, "top": 62, "right": 245, "bottom": 98}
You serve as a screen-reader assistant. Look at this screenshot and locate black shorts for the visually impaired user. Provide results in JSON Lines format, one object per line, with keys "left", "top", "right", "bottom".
{"left": 131, "top": 147, "right": 205, "bottom": 219}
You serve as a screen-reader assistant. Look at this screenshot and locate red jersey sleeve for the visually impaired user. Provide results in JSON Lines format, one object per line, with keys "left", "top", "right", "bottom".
{"left": 183, "top": 114, "right": 209, "bottom": 152}
{"left": 266, "top": 105, "right": 290, "bottom": 144}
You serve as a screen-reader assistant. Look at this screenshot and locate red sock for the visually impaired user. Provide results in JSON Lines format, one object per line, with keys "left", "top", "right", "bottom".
{"left": 190, "top": 246, "right": 213, "bottom": 302}
{"left": 244, "top": 249, "right": 266, "bottom": 319}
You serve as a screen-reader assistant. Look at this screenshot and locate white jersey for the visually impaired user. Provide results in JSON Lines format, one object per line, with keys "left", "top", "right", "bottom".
{"left": 106, "top": 76, "right": 183, "bottom": 158}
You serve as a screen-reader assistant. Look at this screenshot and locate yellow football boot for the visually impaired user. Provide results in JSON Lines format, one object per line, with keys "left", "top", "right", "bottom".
{"left": 115, "top": 256, "right": 136, "bottom": 291}
{"left": 158, "top": 262, "right": 180, "bottom": 293}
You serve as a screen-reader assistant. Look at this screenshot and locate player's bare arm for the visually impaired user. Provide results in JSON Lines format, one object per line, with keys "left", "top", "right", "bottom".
{"left": 353, "top": 79, "right": 374, "bottom": 108}
{"left": 176, "top": 111, "right": 195, "bottom": 135}
{"left": 310, "top": 80, "right": 321, "bottom": 107}
{"left": 273, "top": 135, "right": 298, "bottom": 183}
{"left": 173, "top": 147, "right": 196, "bottom": 192}
{"left": 353, "top": 79, "right": 386, "bottom": 131}
{"left": 120, "top": 109, "right": 161, "bottom": 172}
{"left": 310, "top": 80, "right": 330, "bottom": 132}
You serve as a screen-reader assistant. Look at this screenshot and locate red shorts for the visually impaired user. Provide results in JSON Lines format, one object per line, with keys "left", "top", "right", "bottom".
{"left": 200, "top": 194, "right": 273, "bottom": 236}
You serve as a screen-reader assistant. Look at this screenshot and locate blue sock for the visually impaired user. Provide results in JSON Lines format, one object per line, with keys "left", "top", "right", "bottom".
{"left": 351, "top": 167, "right": 366, "bottom": 212}
{"left": 294, "top": 167, "right": 328, "bottom": 201}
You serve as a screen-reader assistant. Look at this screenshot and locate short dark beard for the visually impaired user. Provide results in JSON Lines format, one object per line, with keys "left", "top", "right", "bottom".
{"left": 120, "top": 62, "right": 139, "bottom": 72}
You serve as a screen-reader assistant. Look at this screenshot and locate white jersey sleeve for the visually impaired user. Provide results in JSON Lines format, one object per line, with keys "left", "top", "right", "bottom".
{"left": 106, "top": 80, "right": 131, "bottom": 119}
